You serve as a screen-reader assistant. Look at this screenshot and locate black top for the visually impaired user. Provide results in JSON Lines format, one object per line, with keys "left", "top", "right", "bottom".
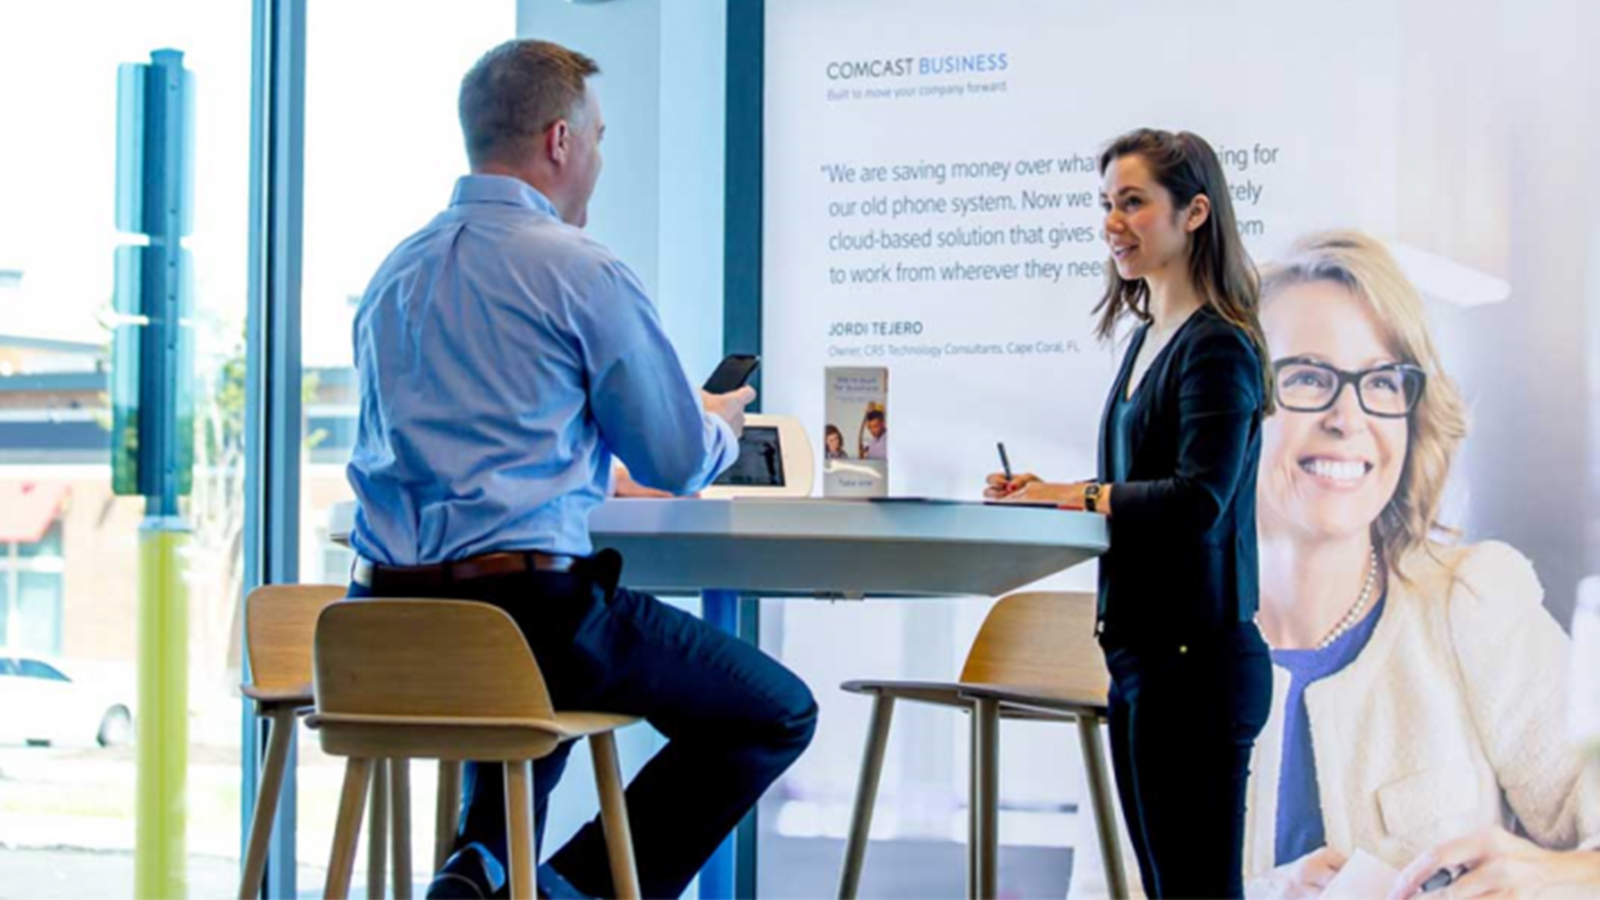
{"left": 1106, "top": 377, "right": 1139, "bottom": 485}
{"left": 1095, "top": 305, "right": 1265, "bottom": 645}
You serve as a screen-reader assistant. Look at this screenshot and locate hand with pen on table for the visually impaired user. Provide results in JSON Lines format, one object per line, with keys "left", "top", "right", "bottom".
{"left": 984, "top": 442, "right": 1111, "bottom": 514}
{"left": 1387, "top": 826, "right": 1600, "bottom": 899}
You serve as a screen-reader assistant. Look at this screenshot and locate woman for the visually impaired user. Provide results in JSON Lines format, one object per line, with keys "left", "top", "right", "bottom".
{"left": 987, "top": 128, "right": 1275, "bottom": 898}
{"left": 1243, "top": 231, "right": 1600, "bottom": 898}
{"left": 824, "top": 424, "right": 849, "bottom": 460}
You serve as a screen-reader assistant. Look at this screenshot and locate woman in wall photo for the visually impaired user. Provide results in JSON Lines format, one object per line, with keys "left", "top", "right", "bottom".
{"left": 1243, "top": 231, "right": 1600, "bottom": 899}
{"left": 986, "top": 128, "right": 1274, "bottom": 898}
{"left": 824, "top": 423, "right": 849, "bottom": 460}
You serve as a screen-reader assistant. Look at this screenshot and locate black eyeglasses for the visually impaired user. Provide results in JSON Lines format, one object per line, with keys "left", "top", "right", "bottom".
{"left": 1272, "top": 357, "right": 1426, "bottom": 418}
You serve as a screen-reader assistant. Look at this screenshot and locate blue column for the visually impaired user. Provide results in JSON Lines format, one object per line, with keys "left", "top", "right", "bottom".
{"left": 699, "top": 589, "right": 741, "bottom": 900}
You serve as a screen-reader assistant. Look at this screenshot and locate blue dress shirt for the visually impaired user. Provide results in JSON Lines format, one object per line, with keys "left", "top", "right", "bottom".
{"left": 347, "top": 175, "right": 737, "bottom": 564}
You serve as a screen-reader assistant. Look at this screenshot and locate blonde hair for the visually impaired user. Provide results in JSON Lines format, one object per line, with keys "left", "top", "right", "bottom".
{"left": 1260, "top": 231, "right": 1469, "bottom": 579}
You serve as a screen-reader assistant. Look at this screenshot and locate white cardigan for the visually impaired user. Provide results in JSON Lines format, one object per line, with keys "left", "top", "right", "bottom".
{"left": 1244, "top": 540, "right": 1600, "bottom": 880}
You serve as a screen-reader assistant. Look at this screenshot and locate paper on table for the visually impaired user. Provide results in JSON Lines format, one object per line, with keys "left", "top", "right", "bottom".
{"left": 1321, "top": 848, "right": 1399, "bottom": 899}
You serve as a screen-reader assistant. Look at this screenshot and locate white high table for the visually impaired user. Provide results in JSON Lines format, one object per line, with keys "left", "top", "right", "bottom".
{"left": 587, "top": 497, "right": 1107, "bottom": 598}
{"left": 328, "top": 498, "right": 1108, "bottom": 898}
{"left": 326, "top": 497, "right": 1107, "bottom": 599}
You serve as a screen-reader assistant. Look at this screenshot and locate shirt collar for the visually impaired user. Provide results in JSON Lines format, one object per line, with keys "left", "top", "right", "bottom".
{"left": 450, "top": 174, "right": 561, "bottom": 219}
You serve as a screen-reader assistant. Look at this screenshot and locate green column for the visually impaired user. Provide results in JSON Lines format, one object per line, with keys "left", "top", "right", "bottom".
{"left": 135, "top": 520, "right": 190, "bottom": 900}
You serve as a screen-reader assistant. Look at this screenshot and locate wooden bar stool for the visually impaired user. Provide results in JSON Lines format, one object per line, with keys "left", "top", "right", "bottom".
{"left": 238, "top": 585, "right": 455, "bottom": 899}
{"left": 308, "top": 598, "right": 643, "bottom": 900}
{"left": 836, "top": 592, "right": 1128, "bottom": 900}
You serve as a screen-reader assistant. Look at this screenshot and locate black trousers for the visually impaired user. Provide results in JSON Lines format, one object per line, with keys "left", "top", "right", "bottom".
{"left": 1100, "top": 622, "right": 1272, "bottom": 899}
{"left": 348, "top": 553, "right": 818, "bottom": 899}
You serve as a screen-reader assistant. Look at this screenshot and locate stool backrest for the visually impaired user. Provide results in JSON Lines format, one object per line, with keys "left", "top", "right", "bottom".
{"left": 959, "top": 592, "right": 1109, "bottom": 703}
{"left": 313, "top": 599, "right": 556, "bottom": 722}
{"left": 245, "top": 584, "right": 347, "bottom": 696}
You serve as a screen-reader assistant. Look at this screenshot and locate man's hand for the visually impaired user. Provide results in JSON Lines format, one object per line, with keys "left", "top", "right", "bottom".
{"left": 703, "top": 386, "right": 757, "bottom": 437}
{"left": 613, "top": 465, "right": 688, "bottom": 498}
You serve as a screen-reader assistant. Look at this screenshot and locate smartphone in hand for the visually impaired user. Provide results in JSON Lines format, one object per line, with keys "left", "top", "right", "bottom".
{"left": 704, "top": 354, "right": 760, "bottom": 393}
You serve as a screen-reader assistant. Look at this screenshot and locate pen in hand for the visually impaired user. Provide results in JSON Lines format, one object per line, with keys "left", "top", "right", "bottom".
{"left": 997, "top": 442, "right": 1014, "bottom": 491}
{"left": 1419, "top": 866, "right": 1467, "bottom": 894}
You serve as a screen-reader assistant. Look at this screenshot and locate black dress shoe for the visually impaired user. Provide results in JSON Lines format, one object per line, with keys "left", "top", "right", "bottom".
{"left": 425, "top": 842, "right": 507, "bottom": 899}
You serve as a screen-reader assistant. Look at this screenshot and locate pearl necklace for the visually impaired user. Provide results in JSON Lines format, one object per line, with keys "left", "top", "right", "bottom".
{"left": 1315, "top": 548, "right": 1381, "bottom": 651}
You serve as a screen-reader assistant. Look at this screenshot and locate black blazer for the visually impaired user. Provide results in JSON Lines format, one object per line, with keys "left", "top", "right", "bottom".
{"left": 1095, "top": 305, "right": 1265, "bottom": 644}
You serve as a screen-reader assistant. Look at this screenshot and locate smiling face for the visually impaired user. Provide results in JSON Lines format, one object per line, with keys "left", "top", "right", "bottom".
{"left": 1100, "top": 154, "right": 1198, "bottom": 283}
{"left": 1259, "top": 279, "right": 1409, "bottom": 544}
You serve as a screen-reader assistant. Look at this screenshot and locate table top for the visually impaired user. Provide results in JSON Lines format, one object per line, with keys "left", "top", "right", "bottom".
{"left": 328, "top": 498, "right": 1107, "bottom": 598}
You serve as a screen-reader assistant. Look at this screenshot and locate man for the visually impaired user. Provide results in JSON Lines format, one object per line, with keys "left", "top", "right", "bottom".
{"left": 346, "top": 39, "right": 817, "bottom": 900}
{"left": 861, "top": 409, "right": 888, "bottom": 460}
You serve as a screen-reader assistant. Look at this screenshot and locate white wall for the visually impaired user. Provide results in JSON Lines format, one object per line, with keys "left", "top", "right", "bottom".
{"left": 517, "top": 0, "right": 727, "bottom": 380}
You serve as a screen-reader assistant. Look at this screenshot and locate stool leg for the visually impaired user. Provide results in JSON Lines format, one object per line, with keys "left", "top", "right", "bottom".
{"left": 368, "top": 759, "right": 389, "bottom": 899}
{"left": 1077, "top": 714, "right": 1128, "bottom": 900}
{"left": 326, "top": 757, "right": 374, "bottom": 900}
{"left": 434, "top": 760, "right": 463, "bottom": 871}
{"left": 838, "top": 694, "right": 895, "bottom": 899}
{"left": 967, "top": 710, "right": 978, "bottom": 900}
{"left": 239, "top": 708, "right": 294, "bottom": 899}
{"left": 391, "top": 759, "right": 413, "bottom": 899}
{"left": 505, "top": 760, "right": 537, "bottom": 900}
{"left": 969, "top": 698, "right": 1000, "bottom": 900}
{"left": 590, "top": 732, "right": 641, "bottom": 900}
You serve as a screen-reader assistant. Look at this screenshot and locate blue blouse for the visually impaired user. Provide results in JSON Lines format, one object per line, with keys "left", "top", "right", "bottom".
{"left": 1269, "top": 594, "right": 1386, "bottom": 865}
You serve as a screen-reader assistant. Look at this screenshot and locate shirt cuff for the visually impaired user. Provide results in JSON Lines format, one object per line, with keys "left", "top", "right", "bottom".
{"left": 708, "top": 413, "right": 739, "bottom": 472}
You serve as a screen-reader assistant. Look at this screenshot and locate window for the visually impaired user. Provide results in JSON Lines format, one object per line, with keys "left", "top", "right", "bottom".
{"left": 0, "top": 3, "right": 251, "bottom": 893}
{"left": 295, "top": 4, "right": 514, "bottom": 890}
{"left": 17, "top": 658, "right": 68, "bottom": 682}
{"left": 2, "top": 521, "right": 65, "bottom": 655}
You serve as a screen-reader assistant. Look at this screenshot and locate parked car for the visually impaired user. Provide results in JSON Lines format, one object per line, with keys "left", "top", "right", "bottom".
{"left": 0, "top": 656, "right": 134, "bottom": 747}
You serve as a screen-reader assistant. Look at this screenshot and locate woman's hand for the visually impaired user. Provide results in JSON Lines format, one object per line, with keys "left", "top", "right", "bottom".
{"left": 983, "top": 472, "right": 1108, "bottom": 512}
{"left": 984, "top": 471, "right": 1042, "bottom": 500}
{"left": 1248, "top": 846, "right": 1348, "bottom": 899}
{"left": 1389, "top": 826, "right": 1600, "bottom": 899}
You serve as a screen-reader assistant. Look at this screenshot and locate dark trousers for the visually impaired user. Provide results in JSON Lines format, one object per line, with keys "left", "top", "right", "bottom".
{"left": 1100, "top": 623, "right": 1272, "bottom": 899}
{"left": 348, "top": 555, "right": 818, "bottom": 899}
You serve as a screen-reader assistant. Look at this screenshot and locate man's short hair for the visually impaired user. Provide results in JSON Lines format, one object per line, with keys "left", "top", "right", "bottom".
{"left": 459, "top": 39, "right": 600, "bottom": 168}
{"left": 865, "top": 410, "right": 885, "bottom": 423}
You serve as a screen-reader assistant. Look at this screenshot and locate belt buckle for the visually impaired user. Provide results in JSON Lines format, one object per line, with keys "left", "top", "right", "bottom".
{"left": 533, "top": 551, "right": 567, "bottom": 574}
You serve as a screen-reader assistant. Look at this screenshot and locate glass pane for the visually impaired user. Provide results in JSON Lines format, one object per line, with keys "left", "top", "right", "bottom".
{"left": 16, "top": 572, "right": 62, "bottom": 657}
{"left": 0, "top": 2, "right": 249, "bottom": 894}
{"left": 299, "top": 3, "right": 514, "bottom": 892}
{"left": 17, "top": 655, "right": 68, "bottom": 682}
{"left": 18, "top": 521, "right": 63, "bottom": 558}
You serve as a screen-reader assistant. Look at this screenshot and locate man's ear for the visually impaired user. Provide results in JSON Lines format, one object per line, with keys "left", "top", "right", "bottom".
{"left": 1184, "top": 194, "right": 1212, "bottom": 234}
{"left": 546, "top": 119, "right": 570, "bottom": 166}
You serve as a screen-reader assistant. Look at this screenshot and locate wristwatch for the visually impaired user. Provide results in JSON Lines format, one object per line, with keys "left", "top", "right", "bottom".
{"left": 1083, "top": 482, "right": 1102, "bottom": 513}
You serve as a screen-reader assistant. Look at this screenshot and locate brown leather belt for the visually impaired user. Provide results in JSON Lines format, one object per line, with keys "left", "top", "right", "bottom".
{"left": 351, "top": 550, "right": 578, "bottom": 593}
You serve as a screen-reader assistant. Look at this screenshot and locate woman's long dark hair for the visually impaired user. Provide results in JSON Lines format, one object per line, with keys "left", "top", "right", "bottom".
{"left": 1094, "top": 128, "right": 1275, "bottom": 413}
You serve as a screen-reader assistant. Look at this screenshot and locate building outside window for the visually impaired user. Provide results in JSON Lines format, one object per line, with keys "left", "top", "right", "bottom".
{"left": 0, "top": 514, "right": 67, "bottom": 654}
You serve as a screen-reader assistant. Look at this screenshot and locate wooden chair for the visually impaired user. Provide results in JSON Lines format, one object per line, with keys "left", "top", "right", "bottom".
{"left": 308, "top": 599, "right": 643, "bottom": 900}
{"left": 239, "top": 585, "right": 461, "bottom": 900}
{"left": 836, "top": 592, "right": 1127, "bottom": 900}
